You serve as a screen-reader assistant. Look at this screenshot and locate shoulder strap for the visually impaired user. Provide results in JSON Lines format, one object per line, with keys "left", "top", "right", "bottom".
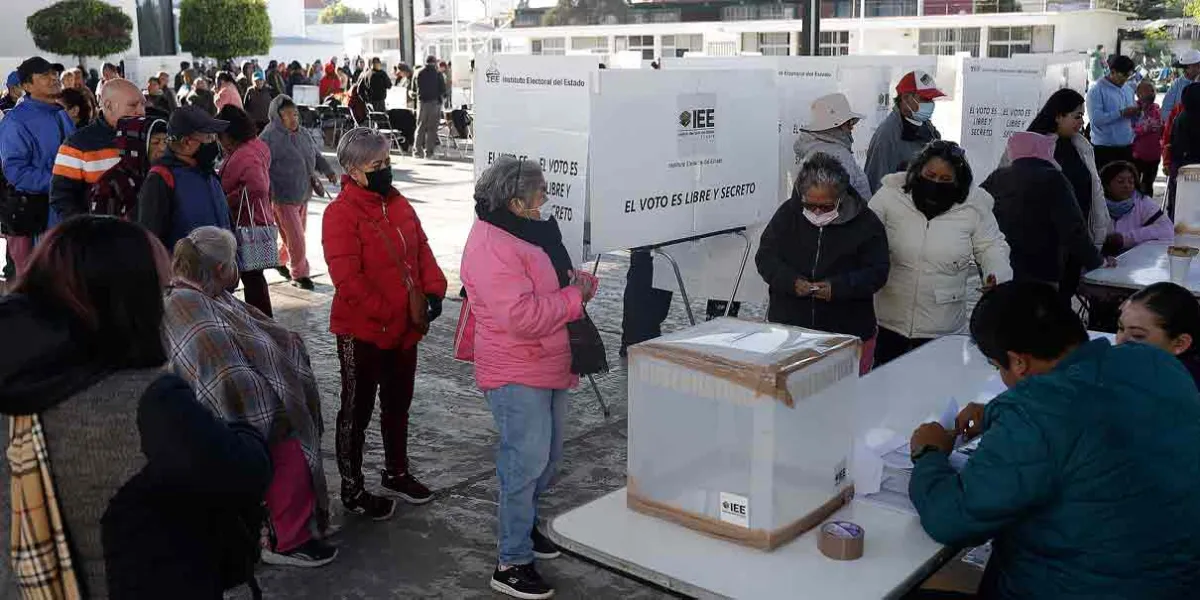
{"left": 1143, "top": 209, "right": 1164, "bottom": 227}
{"left": 150, "top": 165, "right": 174, "bottom": 189}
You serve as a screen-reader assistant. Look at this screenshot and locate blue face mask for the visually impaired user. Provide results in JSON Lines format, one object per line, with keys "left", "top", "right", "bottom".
{"left": 911, "top": 102, "right": 935, "bottom": 123}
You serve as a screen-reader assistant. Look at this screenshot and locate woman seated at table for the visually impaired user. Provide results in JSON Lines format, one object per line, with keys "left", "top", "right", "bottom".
{"left": 163, "top": 226, "right": 337, "bottom": 567}
{"left": 756, "top": 153, "right": 890, "bottom": 374}
{"left": 869, "top": 140, "right": 1012, "bottom": 366}
{"left": 1101, "top": 161, "right": 1174, "bottom": 256}
{"left": 1117, "top": 282, "right": 1200, "bottom": 388}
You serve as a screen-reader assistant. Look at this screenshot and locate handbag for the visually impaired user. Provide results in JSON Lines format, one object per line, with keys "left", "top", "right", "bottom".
{"left": 365, "top": 217, "right": 429, "bottom": 336}
{"left": 0, "top": 117, "right": 65, "bottom": 236}
{"left": 567, "top": 310, "right": 608, "bottom": 376}
{"left": 234, "top": 188, "right": 281, "bottom": 272}
{"left": 453, "top": 291, "right": 476, "bottom": 362}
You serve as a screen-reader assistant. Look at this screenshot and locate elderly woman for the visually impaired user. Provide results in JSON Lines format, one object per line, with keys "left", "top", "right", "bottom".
{"left": 1101, "top": 160, "right": 1174, "bottom": 256}
{"left": 461, "top": 156, "right": 599, "bottom": 600}
{"left": 322, "top": 128, "right": 447, "bottom": 520}
{"left": 757, "top": 153, "right": 889, "bottom": 373}
{"left": 163, "top": 227, "right": 335, "bottom": 568}
{"left": 869, "top": 140, "right": 1012, "bottom": 365}
{"left": 261, "top": 94, "right": 337, "bottom": 290}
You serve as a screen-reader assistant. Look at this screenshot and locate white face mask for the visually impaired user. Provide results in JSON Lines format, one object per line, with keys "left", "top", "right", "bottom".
{"left": 519, "top": 199, "right": 553, "bottom": 222}
{"left": 804, "top": 208, "right": 839, "bottom": 227}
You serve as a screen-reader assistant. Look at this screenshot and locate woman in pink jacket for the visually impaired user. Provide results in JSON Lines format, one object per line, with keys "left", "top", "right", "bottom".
{"left": 460, "top": 157, "right": 597, "bottom": 600}
{"left": 217, "top": 105, "right": 275, "bottom": 316}
{"left": 1101, "top": 160, "right": 1174, "bottom": 257}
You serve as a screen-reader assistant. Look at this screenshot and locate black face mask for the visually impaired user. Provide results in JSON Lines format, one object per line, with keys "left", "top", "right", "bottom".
{"left": 364, "top": 166, "right": 393, "bottom": 196}
{"left": 909, "top": 176, "right": 961, "bottom": 220}
{"left": 194, "top": 141, "right": 220, "bottom": 170}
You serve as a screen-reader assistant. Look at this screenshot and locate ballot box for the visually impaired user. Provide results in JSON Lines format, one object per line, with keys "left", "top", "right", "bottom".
{"left": 626, "top": 318, "right": 860, "bottom": 551}
{"left": 1177, "top": 165, "right": 1200, "bottom": 247}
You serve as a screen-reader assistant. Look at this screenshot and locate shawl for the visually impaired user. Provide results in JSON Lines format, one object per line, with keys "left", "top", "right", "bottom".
{"left": 161, "top": 283, "right": 329, "bottom": 529}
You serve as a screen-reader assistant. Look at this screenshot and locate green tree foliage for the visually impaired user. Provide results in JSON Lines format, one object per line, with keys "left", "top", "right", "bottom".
{"left": 180, "top": 0, "right": 272, "bottom": 61}
{"left": 318, "top": 2, "right": 371, "bottom": 24}
{"left": 26, "top": 0, "right": 133, "bottom": 65}
{"left": 542, "top": 0, "right": 629, "bottom": 26}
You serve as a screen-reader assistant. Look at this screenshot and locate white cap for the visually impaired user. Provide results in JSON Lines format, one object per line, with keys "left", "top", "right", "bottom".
{"left": 1175, "top": 49, "right": 1200, "bottom": 67}
{"left": 804, "top": 93, "right": 865, "bottom": 132}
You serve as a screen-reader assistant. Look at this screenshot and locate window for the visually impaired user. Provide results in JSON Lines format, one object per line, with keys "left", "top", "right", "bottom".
{"left": 918, "top": 27, "right": 981, "bottom": 57}
{"left": 514, "top": 12, "right": 541, "bottom": 27}
{"left": 759, "top": 4, "right": 797, "bottom": 19}
{"left": 572, "top": 36, "right": 610, "bottom": 53}
{"left": 136, "top": 0, "right": 176, "bottom": 56}
{"left": 615, "top": 35, "right": 655, "bottom": 60}
{"left": 373, "top": 38, "right": 399, "bottom": 52}
{"left": 531, "top": 38, "right": 566, "bottom": 55}
{"left": 742, "top": 32, "right": 790, "bottom": 56}
{"left": 818, "top": 31, "right": 850, "bottom": 56}
{"left": 987, "top": 26, "right": 1032, "bottom": 58}
{"left": 722, "top": 5, "right": 757, "bottom": 20}
{"left": 490, "top": 38, "right": 503, "bottom": 53}
{"left": 662, "top": 34, "right": 703, "bottom": 58}
{"left": 820, "top": 0, "right": 858, "bottom": 17}
{"left": 631, "top": 9, "right": 681, "bottom": 23}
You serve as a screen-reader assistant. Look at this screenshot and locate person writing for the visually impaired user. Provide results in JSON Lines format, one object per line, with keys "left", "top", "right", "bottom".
{"left": 1099, "top": 161, "right": 1173, "bottom": 256}
{"left": 1117, "top": 282, "right": 1200, "bottom": 388}
{"left": 756, "top": 153, "right": 889, "bottom": 373}
{"left": 909, "top": 281, "right": 1200, "bottom": 598}
{"left": 864, "top": 70, "right": 943, "bottom": 194}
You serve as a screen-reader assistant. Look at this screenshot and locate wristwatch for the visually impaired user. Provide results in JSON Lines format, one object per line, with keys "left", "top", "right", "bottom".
{"left": 911, "top": 444, "right": 942, "bottom": 462}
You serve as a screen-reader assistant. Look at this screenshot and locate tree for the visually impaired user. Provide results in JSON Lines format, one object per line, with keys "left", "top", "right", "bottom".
{"left": 26, "top": 0, "right": 133, "bottom": 67}
{"left": 542, "top": 0, "right": 628, "bottom": 25}
{"left": 179, "top": 0, "right": 272, "bottom": 61}
{"left": 318, "top": 2, "right": 371, "bottom": 23}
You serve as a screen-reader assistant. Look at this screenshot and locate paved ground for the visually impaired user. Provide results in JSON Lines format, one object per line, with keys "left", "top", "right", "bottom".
{"left": 232, "top": 153, "right": 732, "bottom": 599}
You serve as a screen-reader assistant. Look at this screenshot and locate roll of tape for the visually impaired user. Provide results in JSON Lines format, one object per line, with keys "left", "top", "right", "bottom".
{"left": 818, "top": 520, "right": 864, "bottom": 560}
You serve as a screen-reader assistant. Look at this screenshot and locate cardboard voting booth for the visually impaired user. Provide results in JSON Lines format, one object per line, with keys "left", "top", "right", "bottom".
{"left": 626, "top": 318, "right": 860, "bottom": 550}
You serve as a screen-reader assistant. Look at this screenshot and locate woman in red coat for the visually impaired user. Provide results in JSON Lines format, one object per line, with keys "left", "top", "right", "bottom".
{"left": 322, "top": 127, "right": 448, "bottom": 519}
{"left": 318, "top": 62, "right": 343, "bottom": 103}
{"left": 217, "top": 105, "right": 275, "bottom": 316}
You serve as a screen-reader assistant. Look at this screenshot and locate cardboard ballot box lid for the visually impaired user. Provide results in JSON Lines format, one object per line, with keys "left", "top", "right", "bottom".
{"left": 628, "top": 318, "right": 859, "bottom": 408}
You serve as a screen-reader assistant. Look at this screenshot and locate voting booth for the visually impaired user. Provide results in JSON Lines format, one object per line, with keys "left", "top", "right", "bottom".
{"left": 626, "top": 319, "right": 860, "bottom": 550}
{"left": 1175, "top": 165, "right": 1200, "bottom": 245}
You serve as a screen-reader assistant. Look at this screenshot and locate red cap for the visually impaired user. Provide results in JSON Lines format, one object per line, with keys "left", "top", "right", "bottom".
{"left": 895, "top": 70, "right": 945, "bottom": 101}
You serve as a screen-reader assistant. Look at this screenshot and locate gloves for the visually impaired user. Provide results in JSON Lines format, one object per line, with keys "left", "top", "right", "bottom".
{"left": 426, "top": 294, "right": 443, "bottom": 322}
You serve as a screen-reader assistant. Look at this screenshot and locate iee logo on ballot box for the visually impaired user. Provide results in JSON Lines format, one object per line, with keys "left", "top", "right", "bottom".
{"left": 677, "top": 93, "right": 718, "bottom": 158}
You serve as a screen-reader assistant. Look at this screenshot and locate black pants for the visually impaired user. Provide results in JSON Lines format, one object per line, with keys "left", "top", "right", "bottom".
{"left": 1132, "top": 158, "right": 1160, "bottom": 195}
{"left": 873, "top": 327, "right": 933, "bottom": 367}
{"left": 1093, "top": 145, "right": 1133, "bottom": 175}
{"left": 335, "top": 336, "right": 418, "bottom": 494}
{"left": 240, "top": 269, "right": 272, "bottom": 317}
{"left": 621, "top": 250, "right": 673, "bottom": 348}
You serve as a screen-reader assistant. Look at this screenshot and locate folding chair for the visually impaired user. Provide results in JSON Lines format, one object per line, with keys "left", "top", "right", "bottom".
{"left": 368, "top": 110, "right": 406, "bottom": 153}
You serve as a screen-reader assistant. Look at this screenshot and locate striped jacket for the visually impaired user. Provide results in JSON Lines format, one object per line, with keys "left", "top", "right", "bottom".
{"left": 50, "top": 117, "right": 121, "bottom": 221}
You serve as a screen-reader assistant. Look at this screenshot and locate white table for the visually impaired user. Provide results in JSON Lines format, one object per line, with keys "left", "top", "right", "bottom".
{"left": 549, "top": 335, "right": 1005, "bottom": 600}
{"left": 1082, "top": 241, "right": 1200, "bottom": 297}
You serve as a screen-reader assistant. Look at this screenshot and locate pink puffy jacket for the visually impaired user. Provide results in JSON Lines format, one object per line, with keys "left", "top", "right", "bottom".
{"left": 460, "top": 219, "right": 583, "bottom": 391}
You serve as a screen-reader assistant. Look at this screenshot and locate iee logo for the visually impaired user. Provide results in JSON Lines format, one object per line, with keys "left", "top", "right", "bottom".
{"left": 679, "top": 108, "right": 715, "bottom": 129}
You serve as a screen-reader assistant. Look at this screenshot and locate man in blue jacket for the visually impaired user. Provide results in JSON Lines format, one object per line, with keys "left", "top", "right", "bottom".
{"left": 0, "top": 56, "right": 74, "bottom": 275}
{"left": 908, "top": 281, "right": 1200, "bottom": 599}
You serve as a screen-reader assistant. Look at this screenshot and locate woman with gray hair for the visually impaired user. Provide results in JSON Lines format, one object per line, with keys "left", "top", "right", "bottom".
{"left": 755, "top": 152, "right": 890, "bottom": 374}
{"left": 322, "top": 127, "right": 447, "bottom": 520}
{"left": 461, "top": 156, "right": 599, "bottom": 600}
{"left": 163, "top": 226, "right": 337, "bottom": 567}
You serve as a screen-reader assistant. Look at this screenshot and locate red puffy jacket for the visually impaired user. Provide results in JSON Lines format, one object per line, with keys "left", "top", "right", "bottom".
{"left": 322, "top": 176, "right": 448, "bottom": 349}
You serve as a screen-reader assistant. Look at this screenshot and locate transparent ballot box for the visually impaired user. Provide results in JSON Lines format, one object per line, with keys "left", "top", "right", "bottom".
{"left": 626, "top": 318, "right": 860, "bottom": 551}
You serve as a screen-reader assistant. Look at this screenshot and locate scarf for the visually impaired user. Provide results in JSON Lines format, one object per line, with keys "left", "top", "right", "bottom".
{"left": 1107, "top": 196, "right": 1135, "bottom": 221}
{"left": 162, "top": 283, "right": 330, "bottom": 530}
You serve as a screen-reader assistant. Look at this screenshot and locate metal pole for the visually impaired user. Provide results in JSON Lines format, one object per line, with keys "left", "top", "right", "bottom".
{"left": 398, "top": 0, "right": 416, "bottom": 67}
{"left": 652, "top": 248, "right": 697, "bottom": 326}
{"left": 801, "top": 0, "right": 820, "bottom": 56}
{"left": 722, "top": 230, "right": 753, "bottom": 317}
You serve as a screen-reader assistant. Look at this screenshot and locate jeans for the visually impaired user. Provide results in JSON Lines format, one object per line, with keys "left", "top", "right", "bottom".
{"left": 485, "top": 384, "right": 568, "bottom": 566}
{"left": 415, "top": 100, "right": 441, "bottom": 157}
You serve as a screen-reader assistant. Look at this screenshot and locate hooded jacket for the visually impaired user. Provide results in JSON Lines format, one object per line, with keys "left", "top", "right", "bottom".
{"left": 220, "top": 138, "right": 273, "bottom": 228}
{"left": 756, "top": 171, "right": 889, "bottom": 340}
{"left": 319, "top": 63, "right": 342, "bottom": 102}
{"left": 0, "top": 294, "right": 271, "bottom": 598}
{"left": 793, "top": 129, "right": 871, "bottom": 200}
{"left": 910, "top": 339, "right": 1200, "bottom": 599}
{"left": 869, "top": 172, "right": 1012, "bottom": 339}
{"left": 322, "top": 175, "right": 448, "bottom": 350}
{"left": 259, "top": 95, "right": 334, "bottom": 204}
{"left": 214, "top": 82, "right": 244, "bottom": 112}
{"left": 864, "top": 109, "right": 940, "bottom": 194}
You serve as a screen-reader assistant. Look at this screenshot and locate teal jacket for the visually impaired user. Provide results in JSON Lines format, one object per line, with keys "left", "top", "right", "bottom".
{"left": 910, "top": 339, "right": 1200, "bottom": 599}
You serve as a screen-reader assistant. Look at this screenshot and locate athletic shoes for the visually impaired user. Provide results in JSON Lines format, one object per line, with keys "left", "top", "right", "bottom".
{"left": 490, "top": 564, "right": 555, "bottom": 599}
{"left": 342, "top": 489, "right": 396, "bottom": 521}
{"left": 261, "top": 539, "right": 339, "bottom": 568}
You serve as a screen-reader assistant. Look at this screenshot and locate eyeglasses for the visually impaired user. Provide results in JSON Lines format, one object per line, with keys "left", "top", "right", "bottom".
{"left": 800, "top": 201, "right": 837, "bottom": 214}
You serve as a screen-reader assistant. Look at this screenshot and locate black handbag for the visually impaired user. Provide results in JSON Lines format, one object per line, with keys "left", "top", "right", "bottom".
{"left": 567, "top": 310, "right": 608, "bottom": 376}
{"left": 0, "top": 114, "right": 66, "bottom": 236}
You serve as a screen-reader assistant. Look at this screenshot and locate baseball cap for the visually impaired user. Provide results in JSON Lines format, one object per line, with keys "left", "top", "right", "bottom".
{"left": 17, "top": 57, "right": 55, "bottom": 84}
{"left": 167, "top": 106, "right": 229, "bottom": 137}
{"left": 895, "top": 70, "right": 945, "bottom": 101}
{"left": 1174, "top": 49, "right": 1200, "bottom": 68}
{"left": 252, "top": 71, "right": 264, "bottom": 81}
{"left": 5, "top": 71, "right": 19, "bottom": 88}
{"left": 804, "top": 93, "right": 865, "bottom": 131}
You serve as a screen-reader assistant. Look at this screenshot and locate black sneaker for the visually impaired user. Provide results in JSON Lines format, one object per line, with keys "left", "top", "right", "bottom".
{"left": 342, "top": 489, "right": 396, "bottom": 521}
{"left": 276, "top": 265, "right": 292, "bottom": 280}
{"left": 531, "top": 527, "right": 560, "bottom": 560}
{"left": 381, "top": 469, "right": 433, "bottom": 505}
{"left": 294, "top": 277, "right": 315, "bottom": 291}
{"left": 490, "top": 564, "right": 554, "bottom": 599}
{"left": 261, "top": 538, "right": 339, "bottom": 568}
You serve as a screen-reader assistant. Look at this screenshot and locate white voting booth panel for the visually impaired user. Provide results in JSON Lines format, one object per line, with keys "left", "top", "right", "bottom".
{"left": 587, "top": 68, "right": 779, "bottom": 254}
{"left": 627, "top": 319, "right": 860, "bottom": 550}
{"left": 472, "top": 55, "right": 601, "bottom": 265}
{"left": 1174, "top": 165, "right": 1200, "bottom": 238}
{"left": 291, "top": 85, "right": 320, "bottom": 107}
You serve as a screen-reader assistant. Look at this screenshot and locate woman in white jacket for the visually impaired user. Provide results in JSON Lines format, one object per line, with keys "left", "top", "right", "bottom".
{"left": 870, "top": 140, "right": 1013, "bottom": 365}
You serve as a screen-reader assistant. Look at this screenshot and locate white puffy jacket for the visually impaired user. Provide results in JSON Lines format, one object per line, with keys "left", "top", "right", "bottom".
{"left": 869, "top": 173, "right": 1013, "bottom": 339}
